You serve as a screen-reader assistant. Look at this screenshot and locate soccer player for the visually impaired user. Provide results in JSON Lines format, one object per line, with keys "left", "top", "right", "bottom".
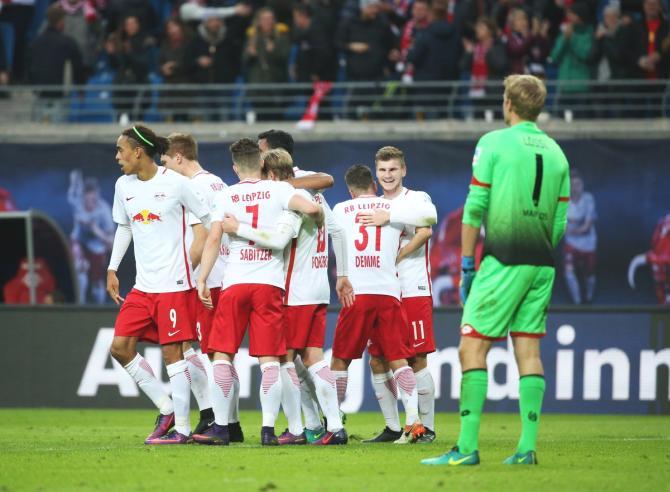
{"left": 230, "top": 149, "right": 352, "bottom": 445}
{"left": 106, "top": 125, "right": 210, "bottom": 444}
{"left": 160, "top": 133, "right": 244, "bottom": 441}
{"left": 192, "top": 138, "right": 324, "bottom": 446}
{"left": 363, "top": 146, "right": 437, "bottom": 443}
{"left": 421, "top": 74, "right": 570, "bottom": 466}
{"left": 331, "top": 165, "right": 436, "bottom": 444}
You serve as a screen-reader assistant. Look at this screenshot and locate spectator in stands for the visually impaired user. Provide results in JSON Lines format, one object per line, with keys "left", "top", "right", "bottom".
{"left": 3, "top": 257, "right": 57, "bottom": 305}
{"left": 398, "top": 0, "right": 431, "bottom": 78}
{"left": 105, "top": 14, "right": 155, "bottom": 122}
{"left": 292, "top": 4, "right": 337, "bottom": 83}
{"left": 243, "top": 7, "right": 291, "bottom": 121}
{"left": 588, "top": 4, "right": 636, "bottom": 117}
{"left": 505, "top": 8, "right": 550, "bottom": 77}
{"left": 460, "top": 16, "right": 508, "bottom": 120}
{"left": 159, "top": 18, "right": 191, "bottom": 121}
{"left": 0, "top": 28, "right": 8, "bottom": 88}
{"left": 0, "top": 0, "right": 35, "bottom": 81}
{"left": 632, "top": 0, "right": 669, "bottom": 116}
{"left": 185, "top": 14, "right": 244, "bottom": 121}
{"left": 104, "top": 0, "right": 160, "bottom": 36}
{"left": 563, "top": 169, "right": 597, "bottom": 304}
{"left": 549, "top": 2, "right": 593, "bottom": 119}
{"left": 26, "top": 4, "right": 85, "bottom": 122}
{"left": 59, "top": 0, "right": 105, "bottom": 79}
{"left": 337, "top": 0, "right": 398, "bottom": 119}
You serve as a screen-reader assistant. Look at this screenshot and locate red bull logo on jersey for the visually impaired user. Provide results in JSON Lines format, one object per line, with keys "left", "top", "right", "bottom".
{"left": 131, "top": 209, "right": 162, "bottom": 224}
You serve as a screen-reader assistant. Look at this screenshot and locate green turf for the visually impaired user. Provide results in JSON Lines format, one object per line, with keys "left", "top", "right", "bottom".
{"left": 1, "top": 410, "right": 669, "bottom": 491}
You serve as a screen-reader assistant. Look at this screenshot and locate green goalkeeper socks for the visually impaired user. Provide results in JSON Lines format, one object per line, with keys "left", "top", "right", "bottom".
{"left": 517, "top": 375, "right": 546, "bottom": 454}
{"left": 456, "top": 369, "right": 488, "bottom": 454}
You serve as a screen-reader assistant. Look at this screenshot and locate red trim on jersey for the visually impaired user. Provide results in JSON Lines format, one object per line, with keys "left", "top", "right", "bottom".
{"left": 558, "top": 196, "right": 569, "bottom": 202}
{"left": 239, "top": 179, "right": 261, "bottom": 184}
{"left": 471, "top": 176, "right": 491, "bottom": 188}
{"left": 284, "top": 238, "right": 298, "bottom": 303}
{"left": 181, "top": 206, "right": 193, "bottom": 289}
{"left": 424, "top": 243, "right": 432, "bottom": 296}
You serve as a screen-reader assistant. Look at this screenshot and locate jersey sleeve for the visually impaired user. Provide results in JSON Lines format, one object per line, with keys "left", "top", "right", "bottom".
{"left": 187, "top": 212, "right": 201, "bottom": 227}
{"left": 210, "top": 191, "right": 232, "bottom": 222}
{"left": 112, "top": 179, "right": 129, "bottom": 225}
{"left": 277, "top": 181, "right": 298, "bottom": 209}
{"left": 179, "top": 177, "right": 209, "bottom": 221}
{"left": 277, "top": 210, "right": 303, "bottom": 238}
{"left": 552, "top": 161, "right": 571, "bottom": 247}
{"left": 463, "top": 135, "right": 494, "bottom": 228}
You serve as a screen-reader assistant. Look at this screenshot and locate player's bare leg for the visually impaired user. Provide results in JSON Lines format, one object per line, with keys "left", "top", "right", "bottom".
{"left": 363, "top": 356, "right": 401, "bottom": 443}
{"left": 504, "top": 337, "right": 544, "bottom": 465}
{"left": 181, "top": 340, "right": 214, "bottom": 435}
{"left": 278, "top": 349, "right": 306, "bottom": 444}
{"left": 301, "top": 346, "right": 345, "bottom": 444}
{"left": 110, "top": 335, "right": 175, "bottom": 442}
{"left": 387, "top": 358, "right": 425, "bottom": 443}
{"left": 411, "top": 354, "right": 436, "bottom": 442}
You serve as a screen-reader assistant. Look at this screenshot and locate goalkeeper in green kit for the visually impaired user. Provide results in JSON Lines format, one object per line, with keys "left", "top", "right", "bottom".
{"left": 422, "top": 75, "right": 570, "bottom": 467}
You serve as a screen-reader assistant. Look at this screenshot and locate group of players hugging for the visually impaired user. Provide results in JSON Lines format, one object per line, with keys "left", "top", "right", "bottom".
{"left": 106, "top": 73, "right": 570, "bottom": 466}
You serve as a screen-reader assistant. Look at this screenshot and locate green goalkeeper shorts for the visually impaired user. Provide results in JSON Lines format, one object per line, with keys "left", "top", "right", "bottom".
{"left": 460, "top": 255, "right": 556, "bottom": 341}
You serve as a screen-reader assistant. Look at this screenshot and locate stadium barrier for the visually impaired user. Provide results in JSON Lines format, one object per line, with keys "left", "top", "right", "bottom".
{"left": 2, "top": 305, "right": 668, "bottom": 414}
{"left": 1, "top": 79, "right": 669, "bottom": 123}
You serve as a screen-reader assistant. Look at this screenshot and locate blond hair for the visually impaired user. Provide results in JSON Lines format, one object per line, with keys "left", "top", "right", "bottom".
{"left": 504, "top": 74, "right": 547, "bottom": 121}
{"left": 375, "top": 146, "right": 405, "bottom": 167}
{"left": 262, "top": 148, "right": 294, "bottom": 181}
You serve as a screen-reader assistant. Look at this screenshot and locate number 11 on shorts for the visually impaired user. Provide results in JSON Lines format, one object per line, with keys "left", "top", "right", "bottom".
{"left": 412, "top": 320, "right": 425, "bottom": 341}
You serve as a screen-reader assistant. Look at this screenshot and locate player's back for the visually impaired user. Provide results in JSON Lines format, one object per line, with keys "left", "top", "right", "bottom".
{"left": 334, "top": 195, "right": 403, "bottom": 299}
{"left": 284, "top": 190, "right": 330, "bottom": 305}
{"left": 477, "top": 122, "right": 569, "bottom": 266}
{"left": 216, "top": 179, "right": 296, "bottom": 290}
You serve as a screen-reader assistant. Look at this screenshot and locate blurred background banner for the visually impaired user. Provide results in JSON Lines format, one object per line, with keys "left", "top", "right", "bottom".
{"left": 1, "top": 138, "right": 669, "bottom": 305}
{"left": 1, "top": 306, "right": 668, "bottom": 414}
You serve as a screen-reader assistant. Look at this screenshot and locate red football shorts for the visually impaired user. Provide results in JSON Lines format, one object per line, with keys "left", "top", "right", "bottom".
{"left": 195, "top": 287, "right": 221, "bottom": 354}
{"left": 564, "top": 243, "right": 596, "bottom": 276}
{"left": 208, "top": 284, "right": 287, "bottom": 357}
{"left": 285, "top": 304, "right": 327, "bottom": 350}
{"left": 400, "top": 295, "right": 435, "bottom": 354}
{"left": 333, "top": 294, "right": 414, "bottom": 362}
{"left": 114, "top": 288, "right": 196, "bottom": 345}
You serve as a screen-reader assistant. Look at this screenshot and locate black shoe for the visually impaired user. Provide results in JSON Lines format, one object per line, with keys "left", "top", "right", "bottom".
{"left": 362, "top": 426, "right": 403, "bottom": 443}
{"left": 416, "top": 428, "right": 436, "bottom": 443}
{"left": 193, "top": 408, "right": 215, "bottom": 435}
{"left": 229, "top": 421, "right": 244, "bottom": 443}
{"left": 261, "top": 426, "right": 279, "bottom": 446}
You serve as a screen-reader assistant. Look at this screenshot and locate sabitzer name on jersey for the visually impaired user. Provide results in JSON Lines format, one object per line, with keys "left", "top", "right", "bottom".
{"left": 240, "top": 248, "right": 272, "bottom": 261}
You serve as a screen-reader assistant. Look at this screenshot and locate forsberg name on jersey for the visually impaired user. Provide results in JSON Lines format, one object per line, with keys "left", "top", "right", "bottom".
{"left": 231, "top": 191, "right": 271, "bottom": 203}
{"left": 240, "top": 247, "right": 272, "bottom": 261}
{"left": 312, "top": 255, "right": 328, "bottom": 268}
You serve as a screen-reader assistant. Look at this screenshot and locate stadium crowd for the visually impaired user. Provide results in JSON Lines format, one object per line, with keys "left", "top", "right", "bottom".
{"left": 0, "top": 0, "right": 668, "bottom": 120}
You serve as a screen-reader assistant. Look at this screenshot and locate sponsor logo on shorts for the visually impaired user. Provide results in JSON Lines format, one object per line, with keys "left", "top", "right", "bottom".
{"left": 168, "top": 330, "right": 181, "bottom": 337}
{"left": 461, "top": 325, "right": 473, "bottom": 335}
{"left": 413, "top": 341, "right": 425, "bottom": 348}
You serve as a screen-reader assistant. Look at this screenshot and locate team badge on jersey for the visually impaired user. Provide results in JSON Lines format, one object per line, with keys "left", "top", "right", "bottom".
{"left": 153, "top": 192, "right": 168, "bottom": 201}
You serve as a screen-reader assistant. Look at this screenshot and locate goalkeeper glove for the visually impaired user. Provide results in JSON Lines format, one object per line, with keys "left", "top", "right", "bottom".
{"left": 460, "top": 256, "right": 476, "bottom": 305}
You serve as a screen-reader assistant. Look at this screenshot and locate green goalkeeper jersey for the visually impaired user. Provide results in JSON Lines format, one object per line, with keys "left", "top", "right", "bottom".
{"left": 463, "top": 121, "right": 570, "bottom": 267}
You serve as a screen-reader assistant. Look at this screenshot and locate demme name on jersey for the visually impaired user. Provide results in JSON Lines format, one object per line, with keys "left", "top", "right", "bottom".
{"left": 240, "top": 248, "right": 272, "bottom": 261}
{"left": 355, "top": 254, "right": 381, "bottom": 268}
{"left": 231, "top": 191, "right": 271, "bottom": 203}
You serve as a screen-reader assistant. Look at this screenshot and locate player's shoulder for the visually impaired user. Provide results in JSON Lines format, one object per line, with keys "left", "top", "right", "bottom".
{"left": 478, "top": 128, "right": 507, "bottom": 145}
{"left": 294, "top": 188, "right": 314, "bottom": 201}
{"left": 193, "top": 170, "right": 227, "bottom": 186}
{"left": 159, "top": 167, "right": 189, "bottom": 185}
{"left": 402, "top": 188, "right": 432, "bottom": 203}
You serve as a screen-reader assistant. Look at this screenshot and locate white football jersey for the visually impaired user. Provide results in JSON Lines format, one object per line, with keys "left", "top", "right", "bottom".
{"left": 112, "top": 167, "right": 209, "bottom": 293}
{"left": 186, "top": 170, "right": 228, "bottom": 289}
{"left": 333, "top": 195, "right": 403, "bottom": 300}
{"left": 211, "top": 179, "right": 298, "bottom": 290}
{"left": 394, "top": 188, "right": 433, "bottom": 298}
{"left": 284, "top": 190, "right": 336, "bottom": 306}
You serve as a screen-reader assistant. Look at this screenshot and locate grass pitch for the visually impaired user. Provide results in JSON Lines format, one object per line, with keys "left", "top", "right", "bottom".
{"left": 1, "top": 410, "right": 669, "bottom": 491}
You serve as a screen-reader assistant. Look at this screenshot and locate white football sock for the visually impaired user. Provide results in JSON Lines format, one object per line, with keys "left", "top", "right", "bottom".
{"left": 415, "top": 367, "right": 435, "bottom": 431}
{"left": 372, "top": 370, "right": 401, "bottom": 432}
{"left": 229, "top": 364, "right": 240, "bottom": 424}
{"left": 210, "top": 360, "right": 234, "bottom": 426}
{"left": 332, "top": 370, "right": 348, "bottom": 406}
{"left": 184, "top": 348, "right": 211, "bottom": 411}
{"left": 309, "top": 360, "right": 342, "bottom": 432}
{"left": 393, "top": 366, "right": 419, "bottom": 425}
{"left": 166, "top": 359, "right": 191, "bottom": 436}
{"left": 124, "top": 353, "right": 173, "bottom": 415}
{"left": 260, "top": 362, "right": 282, "bottom": 428}
{"left": 295, "top": 357, "right": 322, "bottom": 430}
{"left": 280, "top": 362, "right": 304, "bottom": 435}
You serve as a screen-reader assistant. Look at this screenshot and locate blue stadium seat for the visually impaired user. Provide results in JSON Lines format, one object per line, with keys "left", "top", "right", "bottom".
{"left": 141, "top": 71, "right": 165, "bottom": 122}
{"left": 69, "top": 70, "right": 116, "bottom": 123}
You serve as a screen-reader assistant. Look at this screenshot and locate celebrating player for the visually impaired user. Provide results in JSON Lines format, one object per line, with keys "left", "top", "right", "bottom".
{"left": 422, "top": 74, "right": 570, "bottom": 466}
{"left": 160, "top": 133, "right": 244, "bottom": 441}
{"left": 364, "top": 146, "right": 437, "bottom": 443}
{"left": 330, "top": 165, "right": 436, "bottom": 444}
{"left": 106, "top": 125, "right": 210, "bottom": 444}
{"left": 192, "top": 138, "right": 324, "bottom": 446}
